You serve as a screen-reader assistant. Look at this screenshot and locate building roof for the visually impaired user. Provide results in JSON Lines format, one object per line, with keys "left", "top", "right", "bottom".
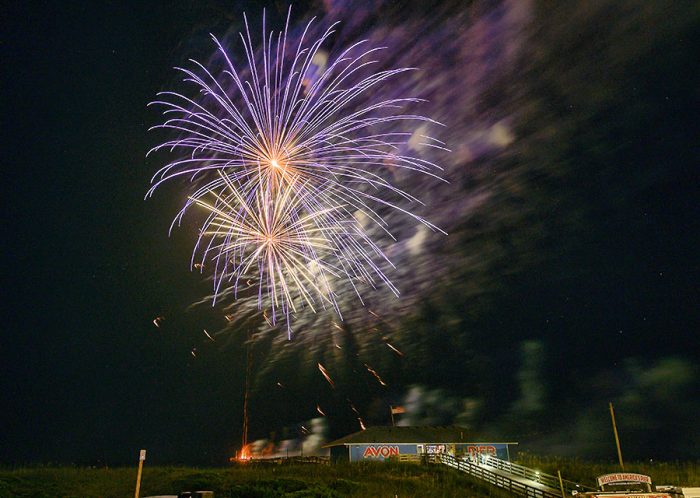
{"left": 323, "top": 426, "right": 517, "bottom": 447}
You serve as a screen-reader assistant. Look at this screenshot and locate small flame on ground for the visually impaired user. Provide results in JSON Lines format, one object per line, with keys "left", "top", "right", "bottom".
{"left": 238, "top": 444, "right": 252, "bottom": 461}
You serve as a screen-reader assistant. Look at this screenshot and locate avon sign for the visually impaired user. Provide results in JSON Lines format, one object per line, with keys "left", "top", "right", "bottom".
{"left": 362, "top": 445, "right": 400, "bottom": 458}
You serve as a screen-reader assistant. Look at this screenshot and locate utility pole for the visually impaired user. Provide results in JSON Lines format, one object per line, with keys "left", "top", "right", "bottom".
{"left": 609, "top": 402, "right": 624, "bottom": 470}
{"left": 241, "top": 330, "right": 253, "bottom": 458}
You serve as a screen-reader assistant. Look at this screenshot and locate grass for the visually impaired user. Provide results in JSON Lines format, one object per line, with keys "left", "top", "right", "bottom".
{"left": 1, "top": 458, "right": 697, "bottom": 498}
{"left": 0, "top": 462, "right": 513, "bottom": 498}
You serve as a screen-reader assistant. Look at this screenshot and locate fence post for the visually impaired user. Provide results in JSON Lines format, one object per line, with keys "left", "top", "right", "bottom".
{"left": 558, "top": 471, "right": 567, "bottom": 498}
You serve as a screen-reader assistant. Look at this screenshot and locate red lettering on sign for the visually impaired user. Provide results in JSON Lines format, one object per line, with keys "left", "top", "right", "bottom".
{"left": 362, "top": 445, "right": 400, "bottom": 458}
{"left": 467, "top": 445, "right": 497, "bottom": 457}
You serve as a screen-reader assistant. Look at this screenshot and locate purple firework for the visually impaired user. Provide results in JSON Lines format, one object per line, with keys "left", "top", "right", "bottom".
{"left": 147, "top": 8, "right": 446, "bottom": 330}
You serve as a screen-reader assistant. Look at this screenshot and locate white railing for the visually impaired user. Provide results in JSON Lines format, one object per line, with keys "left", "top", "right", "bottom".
{"left": 429, "top": 453, "right": 562, "bottom": 498}
{"left": 480, "top": 455, "right": 594, "bottom": 494}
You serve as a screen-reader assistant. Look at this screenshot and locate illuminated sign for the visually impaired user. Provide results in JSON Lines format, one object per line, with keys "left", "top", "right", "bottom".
{"left": 424, "top": 444, "right": 446, "bottom": 454}
{"left": 362, "top": 445, "right": 400, "bottom": 458}
{"left": 467, "top": 445, "right": 497, "bottom": 457}
{"left": 597, "top": 474, "right": 653, "bottom": 486}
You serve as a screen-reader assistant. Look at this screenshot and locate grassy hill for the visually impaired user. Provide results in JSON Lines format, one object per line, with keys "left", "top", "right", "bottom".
{"left": 0, "top": 461, "right": 512, "bottom": 498}
{"left": 1, "top": 458, "right": 697, "bottom": 498}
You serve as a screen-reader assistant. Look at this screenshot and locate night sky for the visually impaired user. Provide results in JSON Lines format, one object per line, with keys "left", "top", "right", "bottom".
{"left": 3, "top": 1, "right": 699, "bottom": 465}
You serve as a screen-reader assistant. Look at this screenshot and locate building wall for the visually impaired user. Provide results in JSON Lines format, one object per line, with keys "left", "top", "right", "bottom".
{"left": 330, "top": 445, "right": 349, "bottom": 463}
{"left": 348, "top": 443, "right": 511, "bottom": 462}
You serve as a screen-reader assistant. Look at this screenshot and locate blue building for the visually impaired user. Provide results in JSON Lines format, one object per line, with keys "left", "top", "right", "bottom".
{"left": 324, "top": 426, "right": 516, "bottom": 463}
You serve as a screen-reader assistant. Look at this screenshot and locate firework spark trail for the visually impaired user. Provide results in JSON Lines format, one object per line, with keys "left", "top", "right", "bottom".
{"left": 148, "top": 7, "right": 445, "bottom": 331}
{"left": 363, "top": 363, "right": 387, "bottom": 386}
{"left": 347, "top": 398, "right": 366, "bottom": 430}
{"left": 317, "top": 362, "right": 335, "bottom": 388}
{"left": 385, "top": 342, "right": 404, "bottom": 357}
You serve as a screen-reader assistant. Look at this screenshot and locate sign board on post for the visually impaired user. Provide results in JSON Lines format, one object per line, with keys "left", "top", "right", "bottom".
{"left": 597, "top": 474, "right": 652, "bottom": 487}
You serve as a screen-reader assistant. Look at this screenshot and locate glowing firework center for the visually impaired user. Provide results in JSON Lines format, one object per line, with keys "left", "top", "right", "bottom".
{"left": 324, "top": 426, "right": 516, "bottom": 463}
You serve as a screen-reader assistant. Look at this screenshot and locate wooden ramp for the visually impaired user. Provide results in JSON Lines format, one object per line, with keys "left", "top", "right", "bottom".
{"left": 429, "top": 453, "right": 593, "bottom": 498}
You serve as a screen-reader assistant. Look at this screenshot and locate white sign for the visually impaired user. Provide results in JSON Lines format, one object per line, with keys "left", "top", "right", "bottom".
{"left": 139, "top": 449, "right": 147, "bottom": 461}
{"left": 597, "top": 474, "right": 652, "bottom": 486}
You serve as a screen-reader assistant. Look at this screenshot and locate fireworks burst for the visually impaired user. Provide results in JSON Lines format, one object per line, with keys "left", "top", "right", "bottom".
{"left": 190, "top": 171, "right": 400, "bottom": 333}
{"left": 148, "top": 8, "right": 445, "bottom": 330}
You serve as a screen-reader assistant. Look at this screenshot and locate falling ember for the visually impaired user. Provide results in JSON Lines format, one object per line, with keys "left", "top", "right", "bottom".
{"left": 152, "top": 316, "right": 164, "bottom": 328}
{"left": 347, "top": 399, "right": 360, "bottom": 416}
{"left": 334, "top": 344, "right": 342, "bottom": 349}
{"left": 190, "top": 348, "right": 197, "bottom": 358}
{"left": 317, "top": 362, "right": 335, "bottom": 388}
{"left": 300, "top": 425, "right": 310, "bottom": 435}
{"left": 203, "top": 329, "right": 215, "bottom": 341}
{"left": 263, "top": 311, "right": 273, "bottom": 328}
{"left": 194, "top": 263, "right": 205, "bottom": 270}
{"left": 276, "top": 382, "right": 285, "bottom": 388}
{"left": 346, "top": 400, "right": 366, "bottom": 430}
{"left": 331, "top": 321, "right": 343, "bottom": 331}
{"left": 224, "top": 314, "right": 235, "bottom": 322}
{"left": 363, "top": 363, "right": 387, "bottom": 386}
{"left": 385, "top": 342, "right": 404, "bottom": 357}
{"left": 316, "top": 404, "right": 326, "bottom": 416}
